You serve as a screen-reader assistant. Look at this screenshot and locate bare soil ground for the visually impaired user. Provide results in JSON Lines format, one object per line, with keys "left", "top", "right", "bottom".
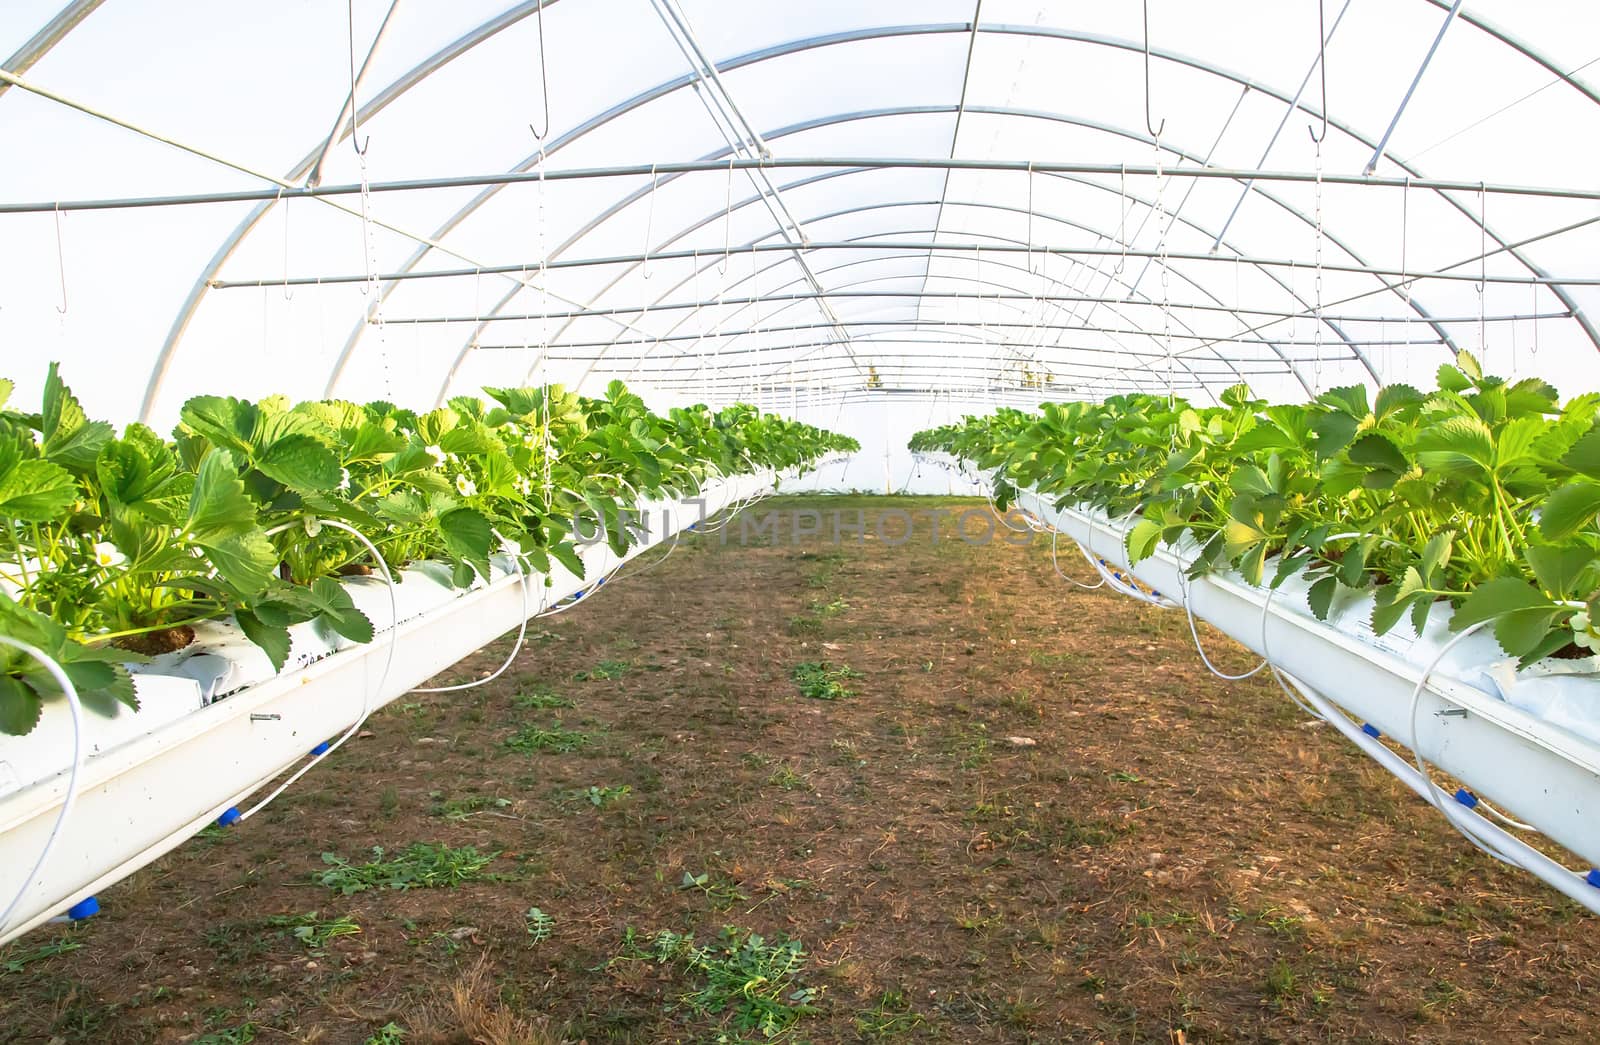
{"left": 2, "top": 495, "right": 1596, "bottom": 1045}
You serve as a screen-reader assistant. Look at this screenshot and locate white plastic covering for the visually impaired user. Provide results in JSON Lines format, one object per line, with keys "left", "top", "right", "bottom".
{"left": 2, "top": 1, "right": 1598, "bottom": 451}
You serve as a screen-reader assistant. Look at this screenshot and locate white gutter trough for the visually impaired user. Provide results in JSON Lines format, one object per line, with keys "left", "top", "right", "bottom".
{"left": 0, "top": 473, "right": 775, "bottom": 945}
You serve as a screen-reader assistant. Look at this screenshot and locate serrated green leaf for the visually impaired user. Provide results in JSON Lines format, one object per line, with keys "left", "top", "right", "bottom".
{"left": 179, "top": 395, "right": 257, "bottom": 455}
{"left": 1539, "top": 481, "right": 1600, "bottom": 540}
{"left": 198, "top": 530, "right": 276, "bottom": 594}
{"left": 40, "top": 363, "right": 112, "bottom": 474}
{"left": 1524, "top": 542, "right": 1597, "bottom": 600}
{"left": 309, "top": 577, "right": 375, "bottom": 644}
{"left": 1126, "top": 518, "right": 1163, "bottom": 563}
{"left": 1560, "top": 429, "right": 1600, "bottom": 480}
{"left": 1450, "top": 577, "right": 1553, "bottom": 632}
{"left": 0, "top": 676, "right": 42, "bottom": 735}
{"left": 255, "top": 434, "right": 342, "bottom": 491}
{"left": 1348, "top": 432, "right": 1408, "bottom": 473}
{"left": 0, "top": 456, "right": 79, "bottom": 521}
{"left": 1456, "top": 349, "right": 1483, "bottom": 382}
{"left": 187, "top": 451, "right": 258, "bottom": 537}
{"left": 236, "top": 609, "right": 290, "bottom": 672}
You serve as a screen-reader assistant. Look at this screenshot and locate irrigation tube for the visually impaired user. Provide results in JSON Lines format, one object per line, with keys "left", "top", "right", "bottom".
{"left": 0, "top": 638, "right": 84, "bottom": 938}
{"left": 242, "top": 519, "right": 399, "bottom": 822}
{"left": 1278, "top": 671, "right": 1600, "bottom": 917}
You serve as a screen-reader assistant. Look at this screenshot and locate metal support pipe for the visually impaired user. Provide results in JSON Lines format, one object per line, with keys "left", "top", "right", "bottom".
{"left": 7, "top": 156, "right": 1600, "bottom": 214}
{"left": 1364, "top": 0, "right": 1467, "bottom": 175}
{"left": 212, "top": 238, "right": 1600, "bottom": 289}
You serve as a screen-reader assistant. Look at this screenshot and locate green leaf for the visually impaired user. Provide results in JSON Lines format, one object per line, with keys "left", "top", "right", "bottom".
{"left": 0, "top": 456, "right": 79, "bottom": 521}
{"left": 1371, "top": 584, "right": 1411, "bottom": 636}
{"left": 1560, "top": 429, "right": 1600, "bottom": 480}
{"left": 308, "top": 577, "right": 375, "bottom": 644}
{"left": 1525, "top": 543, "right": 1597, "bottom": 600}
{"left": 1495, "top": 608, "right": 1565, "bottom": 658}
{"left": 187, "top": 451, "right": 258, "bottom": 537}
{"left": 179, "top": 395, "right": 257, "bottom": 455}
{"left": 549, "top": 540, "right": 586, "bottom": 579}
{"left": 1347, "top": 433, "right": 1408, "bottom": 473}
{"left": 1228, "top": 464, "right": 1274, "bottom": 496}
{"left": 439, "top": 507, "right": 493, "bottom": 581}
{"left": 1125, "top": 518, "right": 1163, "bottom": 563}
{"left": 1373, "top": 383, "right": 1424, "bottom": 420}
{"left": 236, "top": 609, "right": 290, "bottom": 673}
{"left": 1539, "top": 481, "right": 1600, "bottom": 540}
{"left": 255, "top": 434, "right": 342, "bottom": 491}
{"left": 1413, "top": 415, "right": 1494, "bottom": 474}
{"left": 1311, "top": 411, "right": 1358, "bottom": 458}
{"left": 40, "top": 363, "right": 112, "bottom": 475}
{"left": 1436, "top": 363, "right": 1472, "bottom": 394}
{"left": 1316, "top": 385, "right": 1370, "bottom": 418}
{"left": 1455, "top": 349, "right": 1483, "bottom": 382}
{"left": 0, "top": 676, "right": 42, "bottom": 736}
{"left": 1450, "top": 577, "right": 1553, "bottom": 632}
{"left": 198, "top": 531, "right": 277, "bottom": 594}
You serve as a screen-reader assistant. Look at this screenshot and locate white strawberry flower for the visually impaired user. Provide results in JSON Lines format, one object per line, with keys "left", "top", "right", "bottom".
{"left": 92, "top": 542, "right": 125, "bottom": 569}
{"left": 455, "top": 473, "right": 477, "bottom": 497}
{"left": 424, "top": 444, "right": 446, "bottom": 466}
{"left": 515, "top": 475, "right": 533, "bottom": 496}
{"left": 337, "top": 468, "right": 352, "bottom": 493}
{"left": 1572, "top": 610, "right": 1600, "bottom": 653}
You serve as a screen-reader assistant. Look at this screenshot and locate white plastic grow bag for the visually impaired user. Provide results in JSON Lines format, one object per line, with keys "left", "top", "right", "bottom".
{"left": 0, "top": 471, "right": 777, "bottom": 946}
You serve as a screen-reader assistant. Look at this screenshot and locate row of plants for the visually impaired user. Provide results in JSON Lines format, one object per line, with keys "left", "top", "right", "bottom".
{"left": 910, "top": 350, "right": 1600, "bottom": 668}
{"left": 0, "top": 365, "right": 857, "bottom": 734}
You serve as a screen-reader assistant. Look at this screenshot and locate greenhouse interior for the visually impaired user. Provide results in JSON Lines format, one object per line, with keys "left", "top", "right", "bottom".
{"left": 2, "top": 1, "right": 1599, "bottom": 1041}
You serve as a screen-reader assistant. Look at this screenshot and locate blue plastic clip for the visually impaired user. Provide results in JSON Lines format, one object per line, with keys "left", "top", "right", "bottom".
{"left": 572, "top": 588, "right": 587, "bottom": 601}
{"left": 216, "top": 806, "right": 241, "bottom": 827}
{"left": 309, "top": 741, "right": 332, "bottom": 756}
{"left": 1586, "top": 869, "right": 1600, "bottom": 890}
{"left": 1360, "top": 723, "right": 1381, "bottom": 739}
{"left": 1453, "top": 788, "right": 1478, "bottom": 809}
{"left": 596, "top": 577, "right": 606, "bottom": 588}
{"left": 66, "top": 896, "right": 99, "bottom": 921}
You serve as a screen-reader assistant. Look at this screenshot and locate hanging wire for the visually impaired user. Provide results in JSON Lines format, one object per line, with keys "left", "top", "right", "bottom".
{"left": 718, "top": 155, "right": 734, "bottom": 276}
{"left": 1142, "top": 0, "right": 1165, "bottom": 137}
{"left": 641, "top": 162, "right": 658, "bottom": 280}
{"left": 527, "top": 0, "right": 552, "bottom": 140}
{"left": 1114, "top": 163, "right": 1128, "bottom": 277}
{"left": 279, "top": 188, "right": 294, "bottom": 301}
{"left": 1312, "top": 135, "right": 1326, "bottom": 391}
{"left": 1478, "top": 181, "right": 1488, "bottom": 361}
{"left": 346, "top": 0, "right": 370, "bottom": 157}
{"left": 52, "top": 202, "right": 68, "bottom": 314}
{"left": 1308, "top": 0, "right": 1329, "bottom": 144}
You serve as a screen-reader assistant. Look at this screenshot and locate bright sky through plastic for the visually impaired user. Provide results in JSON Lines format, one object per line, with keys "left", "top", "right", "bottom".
{"left": 3, "top": 0, "right": 1600, "bottom": 435}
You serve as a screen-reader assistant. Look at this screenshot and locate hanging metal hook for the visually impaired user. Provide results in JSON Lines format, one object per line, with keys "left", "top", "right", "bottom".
{"left": 528, "top": 0, "right": 552, "bottom": 140}
{"left": 1114, "top": 163, "right": 1128, "bottom": 276}
{"left": 52, "top": 202, "right": 68, "bottom": 314}
{"left": 641, "top": 162, "right": 658, "bottom": 280}
{"left": 277, "top": 186, "right": 294, "bottom": 301}
{"left": 1308, "top": 0, "right": 1329, "bottom": 143}
{"left": 347, "top": 0, "right": 370, "bottom": 157}
{"left": 1142, "top": 0, "right": 1165, "bottom": 138}
{"left": 718, "top": 156, "right": 734, "bottom": 276}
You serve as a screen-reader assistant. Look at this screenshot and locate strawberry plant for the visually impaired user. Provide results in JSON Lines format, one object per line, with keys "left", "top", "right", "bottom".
{"left": 912, "top": 351, "right": 1599, "bottom": 666}
{"left": 0, "top": 365, "right": 857, "bottom": 734}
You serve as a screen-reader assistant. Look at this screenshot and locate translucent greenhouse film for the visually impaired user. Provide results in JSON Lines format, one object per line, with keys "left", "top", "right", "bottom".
{"left": 2, "top": 0, "right": 1600, "bottom": 1037}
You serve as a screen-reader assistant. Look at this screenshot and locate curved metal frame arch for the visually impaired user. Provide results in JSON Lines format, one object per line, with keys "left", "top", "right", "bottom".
{"left": 473, "top": 106, "right": 1412, "bottom": 402}
{"left": 110, "top": 12, "right": 1595, "bottom": 417}
{"left": 583, "top": 181, "right": 1384, "bottom": 398}
{"left": 359, "top": 24, "right": 1546, "bottom": 401}
{"left": 312, "top": 24, "right": 1420, "bottom": 405}
{"left": 592, "top": 208, "right": 1267, "bottom": 399}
